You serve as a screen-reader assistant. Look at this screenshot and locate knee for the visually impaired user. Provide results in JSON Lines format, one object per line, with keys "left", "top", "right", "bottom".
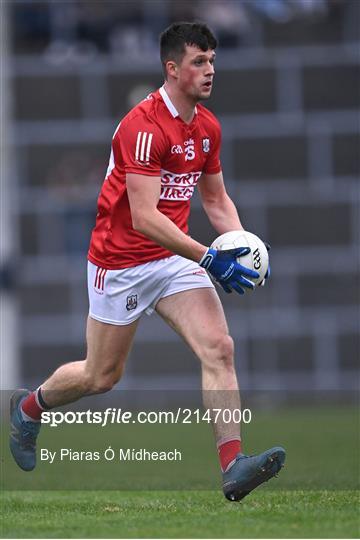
{"left": 204, "top": 334, "right": 234, "bottom": 370}
{"left": 89, "top": 378, "right": 115, "bottom": 394}
{"left": 84, "top": 364, "right": 124, "bottom": 394}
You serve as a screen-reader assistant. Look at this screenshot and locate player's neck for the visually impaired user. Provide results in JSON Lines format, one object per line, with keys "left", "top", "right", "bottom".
{"left": 163, "top": 82, "right": 196, "bottom": 125}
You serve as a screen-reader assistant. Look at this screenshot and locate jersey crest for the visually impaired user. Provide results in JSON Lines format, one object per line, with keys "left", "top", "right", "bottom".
{"left": 89, "top": 88, "right": 222, "bottom": 270}
{"left": 202, "top": 137, "right": 210, "bottom": 153}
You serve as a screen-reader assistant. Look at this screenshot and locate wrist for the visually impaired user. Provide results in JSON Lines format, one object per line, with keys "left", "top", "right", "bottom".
{"left": 199, "top": 248, "right": 216, "bottom": 269}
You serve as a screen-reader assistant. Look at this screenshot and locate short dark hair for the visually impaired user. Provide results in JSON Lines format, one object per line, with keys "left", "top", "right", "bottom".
{"left": 160, "top": 22, "right": 218, "bottom": 77}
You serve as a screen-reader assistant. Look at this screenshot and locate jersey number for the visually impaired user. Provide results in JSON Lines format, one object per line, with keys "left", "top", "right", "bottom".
{"left": 184, "top": 145, "right": 195, "bottom": 161}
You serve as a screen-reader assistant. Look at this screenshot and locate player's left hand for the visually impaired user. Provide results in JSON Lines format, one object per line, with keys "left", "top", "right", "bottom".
{"left": 259, "top": 242, "right": 271, "bottom": 287}
{"left": 199, "top": 246, "right": 259, "bottom": 295}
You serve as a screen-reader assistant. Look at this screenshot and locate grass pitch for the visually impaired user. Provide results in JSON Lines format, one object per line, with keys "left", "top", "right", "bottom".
{"left": 1, "top": 489, "right": 359, "bottom": 538}
{"left": 1, "top": 405, "right": 359, "bottom": 537}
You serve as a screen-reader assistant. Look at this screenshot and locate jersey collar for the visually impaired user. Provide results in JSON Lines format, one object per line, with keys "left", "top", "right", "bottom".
{"left": 159, "top": 85, "right": 198, "bottom": 118}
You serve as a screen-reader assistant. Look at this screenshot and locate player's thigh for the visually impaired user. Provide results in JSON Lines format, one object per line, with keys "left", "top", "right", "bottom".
{"left": 85, "top": 315, "right": 139, "bottom": 378}
{"left": 155, "top": 288, "right": 230, "bottom": 360}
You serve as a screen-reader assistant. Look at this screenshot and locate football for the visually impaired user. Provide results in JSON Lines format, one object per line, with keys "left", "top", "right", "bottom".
{"left": 211, "top": 230, "right": 269, "bottom": 286}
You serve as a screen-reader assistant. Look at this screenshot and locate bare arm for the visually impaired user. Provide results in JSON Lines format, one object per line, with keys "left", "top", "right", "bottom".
{"left": 198, "top": 171, "right": 244, "bottom": 234}
{"left": 126, "top": 173, "right": 207, "bottom": 262}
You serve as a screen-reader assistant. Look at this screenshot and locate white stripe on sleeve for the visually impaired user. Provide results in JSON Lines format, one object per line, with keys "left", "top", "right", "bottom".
{"left": 135, "top": 131, "right": 142, "bottom": 161}
{"left": 145, "top": 133, "right": 153, "bottom": 163}
{"left": 140, "top": 132, "right": 147, "bottom": 162}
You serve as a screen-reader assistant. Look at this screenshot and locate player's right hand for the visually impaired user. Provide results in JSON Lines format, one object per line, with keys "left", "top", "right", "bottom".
{"left": 199, "top": 247, "right": 259, "bottom": 295}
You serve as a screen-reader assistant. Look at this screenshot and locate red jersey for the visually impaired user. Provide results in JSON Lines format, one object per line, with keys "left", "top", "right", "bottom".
{"left": 88, "top": 86, "right": 222, "bottom": 269}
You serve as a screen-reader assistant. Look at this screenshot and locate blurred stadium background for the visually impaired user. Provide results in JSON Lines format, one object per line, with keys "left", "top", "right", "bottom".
{"left": 1, "top": 0, "right": 359, "bottom": 395}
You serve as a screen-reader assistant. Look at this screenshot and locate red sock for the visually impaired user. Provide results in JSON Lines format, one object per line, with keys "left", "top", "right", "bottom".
{"left": 21, "top": 390, "right": 46, "bottom": 422}
{"left": 218, "top": 438, "right": 242, "bottom": 472}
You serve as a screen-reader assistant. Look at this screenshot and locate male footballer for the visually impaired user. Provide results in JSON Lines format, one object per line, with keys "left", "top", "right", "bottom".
{"left": 10, "top": 22, "right": 285, "bottom": 501}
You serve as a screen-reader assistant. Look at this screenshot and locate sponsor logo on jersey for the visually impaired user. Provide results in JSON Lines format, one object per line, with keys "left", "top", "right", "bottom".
{"left": 184, "top": 138, "right": 194, "bottom": 146}
{"left": 135, "top": 131, "right": 153, "bottom": 165}
{"left": 126, "top": 294, "right": 138, "bottom": 311}
{"left": 160, "top": 169, "right": 202, "bottom": 201}
{"left": 202, "top": 137, "right": 210, "bottom": 153}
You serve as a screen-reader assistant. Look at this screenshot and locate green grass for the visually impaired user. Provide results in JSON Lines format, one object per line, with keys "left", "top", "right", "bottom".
{"left": 1, "top": 405, "right": 359, "bottom": 537}
{"left": 1, "top": 490, "right": 359, "bottom": 538}
{"left": 1, "top": 406, "right": 358, "bottom": 491}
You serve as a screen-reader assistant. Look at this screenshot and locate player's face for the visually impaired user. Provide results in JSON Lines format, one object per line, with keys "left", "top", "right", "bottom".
{"left": 176, "top": 45, "right": 216, "bottom": 101}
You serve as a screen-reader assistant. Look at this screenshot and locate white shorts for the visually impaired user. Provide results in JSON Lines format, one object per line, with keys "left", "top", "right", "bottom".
{"left": 87, "top": 255, "right": 214, "bottom": 325}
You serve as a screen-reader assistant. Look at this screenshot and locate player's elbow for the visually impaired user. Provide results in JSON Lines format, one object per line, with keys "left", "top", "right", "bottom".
{"left": 131, "top": 211, "right": 152, "bottom": 234}
{"left": 131, "top": 213, "right": 146, "bottom": 233}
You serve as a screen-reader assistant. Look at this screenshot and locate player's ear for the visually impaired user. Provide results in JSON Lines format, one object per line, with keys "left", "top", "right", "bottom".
{"left": 166, "top": 61, "right": 178, "bottom": 79}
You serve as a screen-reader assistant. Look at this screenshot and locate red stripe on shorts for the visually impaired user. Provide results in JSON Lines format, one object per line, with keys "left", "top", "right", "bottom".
{"left": 94, "top": 267, "right": 107, "bottom": 291}
{"left": 100, "top": 268, "right": 107, "bottom": 290}
{"left": 94, "top": 266, "right": 100, "bottom": 289}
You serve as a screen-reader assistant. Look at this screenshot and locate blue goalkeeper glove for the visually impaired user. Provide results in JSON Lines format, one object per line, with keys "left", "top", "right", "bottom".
{"left": 199, "top": 247, "right": 259, "bottom": 295}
